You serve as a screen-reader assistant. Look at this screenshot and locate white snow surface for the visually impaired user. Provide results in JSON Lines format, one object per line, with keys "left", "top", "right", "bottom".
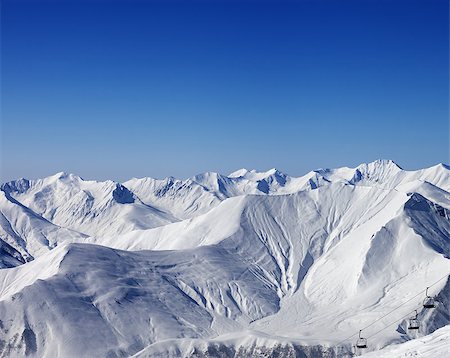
{"left": 0, "top": 160, "right": 448, "bottom": 357}
{"left": 360, "top": 325, "right": 450, "bottom": 358}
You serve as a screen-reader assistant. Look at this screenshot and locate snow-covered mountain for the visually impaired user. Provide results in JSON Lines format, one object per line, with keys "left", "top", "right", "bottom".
{"left": 0, "top": 160, "right": 448, "bottom": 357}
{"left": 4, "top": 172, "right": 177, "bottom": 235}
{"left": 0, "top": 189, "right": 86, "bottom": 265}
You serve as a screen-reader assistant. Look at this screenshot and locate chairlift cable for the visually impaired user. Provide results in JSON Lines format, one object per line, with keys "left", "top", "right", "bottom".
{"left": 332, "top": 273, "right": 449, "bottom": 348}
{"left": 366, "top": 309, "right": 417, "bottom": 339}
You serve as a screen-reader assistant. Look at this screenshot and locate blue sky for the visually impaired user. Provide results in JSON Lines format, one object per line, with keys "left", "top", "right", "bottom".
{"left": 1, "top": 0, "right": 448, "bottom": 182}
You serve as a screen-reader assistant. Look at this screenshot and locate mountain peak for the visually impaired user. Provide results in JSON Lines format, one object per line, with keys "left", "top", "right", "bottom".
{"left": 228, "top": 168, "right": 249, "bottom": 178}
{"left": 228, "top": 168, "right": 287, "bottom": 181}
{"left": 431, "top": 163, "right": 450, "bottom": 171}
{"left": 112, "top": 183, "right": 135, "bottom": 204}
{"left": 367, "top": 159, "right": 403, "bottom": 170}
{"left": 53, "top": 171, "right": 68, "bottom": 179}
{"left": 48, "top": 171, "right": 83, "bottom": 182}
{"left": 265, "top": 168, "right": 281, "bottom": 176}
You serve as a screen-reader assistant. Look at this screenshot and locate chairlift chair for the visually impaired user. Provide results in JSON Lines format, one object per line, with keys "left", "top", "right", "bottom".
{"left": 408, "top": 310, "right": 420, "bottom": 330}
{"left": 423, "top": 287, "right": 436, "bottom": 309}
{"left": 356, "top": 330, "right": 367, "bottom": 349}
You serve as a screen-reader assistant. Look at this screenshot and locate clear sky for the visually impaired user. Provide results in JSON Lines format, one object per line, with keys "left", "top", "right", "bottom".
{"left": 1, "top": 0, "right": 448, "bottom": 182}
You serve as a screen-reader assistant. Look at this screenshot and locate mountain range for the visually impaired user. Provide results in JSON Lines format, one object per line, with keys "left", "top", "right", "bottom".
{"left": 0, "top": 159, "right": 448, "bottom": 357}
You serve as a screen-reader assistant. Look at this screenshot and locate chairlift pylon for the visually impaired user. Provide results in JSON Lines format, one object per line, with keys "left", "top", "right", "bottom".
{"left": 423, "top": 287, "right": 436, "bottom": 309}
{"left": 355, "top": 330, "right": 367, "bottom": 349}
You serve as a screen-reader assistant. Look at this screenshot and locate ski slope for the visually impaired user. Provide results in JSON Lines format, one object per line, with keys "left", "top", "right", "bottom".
{"left": 360, "top": 325, "right": 450, "bottom": 358}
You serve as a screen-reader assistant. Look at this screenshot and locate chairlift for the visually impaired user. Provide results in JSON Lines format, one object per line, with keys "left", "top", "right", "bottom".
{"left": 423, "top": 287, "right": 436, "bottom": 309}
{"left": 408, "top": 310, "right": 420, "bottom": 330}
{"left": 356, "top": 330, "right": 367, "bottom": 349}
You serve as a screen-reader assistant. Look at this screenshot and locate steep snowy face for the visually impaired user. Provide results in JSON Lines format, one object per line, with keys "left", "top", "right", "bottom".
{"left": 2, "top": 160, "right": 448, "bottom": 238}
{"left": 224, "top": 168, "right": 288, "bottom": 193}
{"left": 1, "top": 173, "right": 175, "bottom": 238}
{"left": 0, "top": 183, "right": 448, "bottom": 358}
{"left": 127, "top": 160, "right": 450, "bottom": 221}
{"left": 0, "top": 242, "right": 281, "bottom": 357}
{"left": 125, "top": 168, "right": 298, "bottom": 220}
{"left": 0, "top": 159, "right": 448, "bottom": 264}
{"left": 394, "top": 163, "right": 450, "bottom": 192}
{"left": 104, "top": 184, "right": 450, "bottom": 341}
{"left": 124, "top": 176, "right": 222, "bottom": 220}
{"left": 314, "top": 160, "right": 450, "bottom": 193}
{"left": 0, "top": 161, "right": 448, "bottom": 357}
{"left": 0, "top": 190, "right": 86, "bottom": 263}
{"left": 314, "top": 159, "right": 403, "bottom": 185}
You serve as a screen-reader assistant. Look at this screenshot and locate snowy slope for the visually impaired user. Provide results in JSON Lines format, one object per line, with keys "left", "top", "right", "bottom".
{"left": 0, "top": 160, "right": 448, "bottom": 357}
{"left": 123, "top": 176, "right": 222, "bottom": 220}
{"left": 133, "top": 324, "right": 450, "bottom": 358}
{"left": 0, "top": 242, "right": 281, "bottom": 357}
{"left": 1, "top": 172, "right": 176, "bottom": 237}
{"left": 360, "top": 325, "right": 450, "bottom": 358}
{"left": 0, "top": 189, "right": 86, "bottom": 263}
{"left": 2, "top": 160, "right": 449, "bottom": 245}
{"left": 105, "top": 184, "right": 450, "bottom": 348}
{"left": 124, "top": 160, "right": 450, "bottom": 222}
{"left": 314, "top": 160, "right": 450, "bottom": 192}
{"left": 123, "top": 168, "right": 310, "bottom": 220}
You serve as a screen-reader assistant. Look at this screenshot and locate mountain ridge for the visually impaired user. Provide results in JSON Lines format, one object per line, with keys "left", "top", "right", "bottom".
{"left": 0, "top": 160, "right": 448, "bottom": 357}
